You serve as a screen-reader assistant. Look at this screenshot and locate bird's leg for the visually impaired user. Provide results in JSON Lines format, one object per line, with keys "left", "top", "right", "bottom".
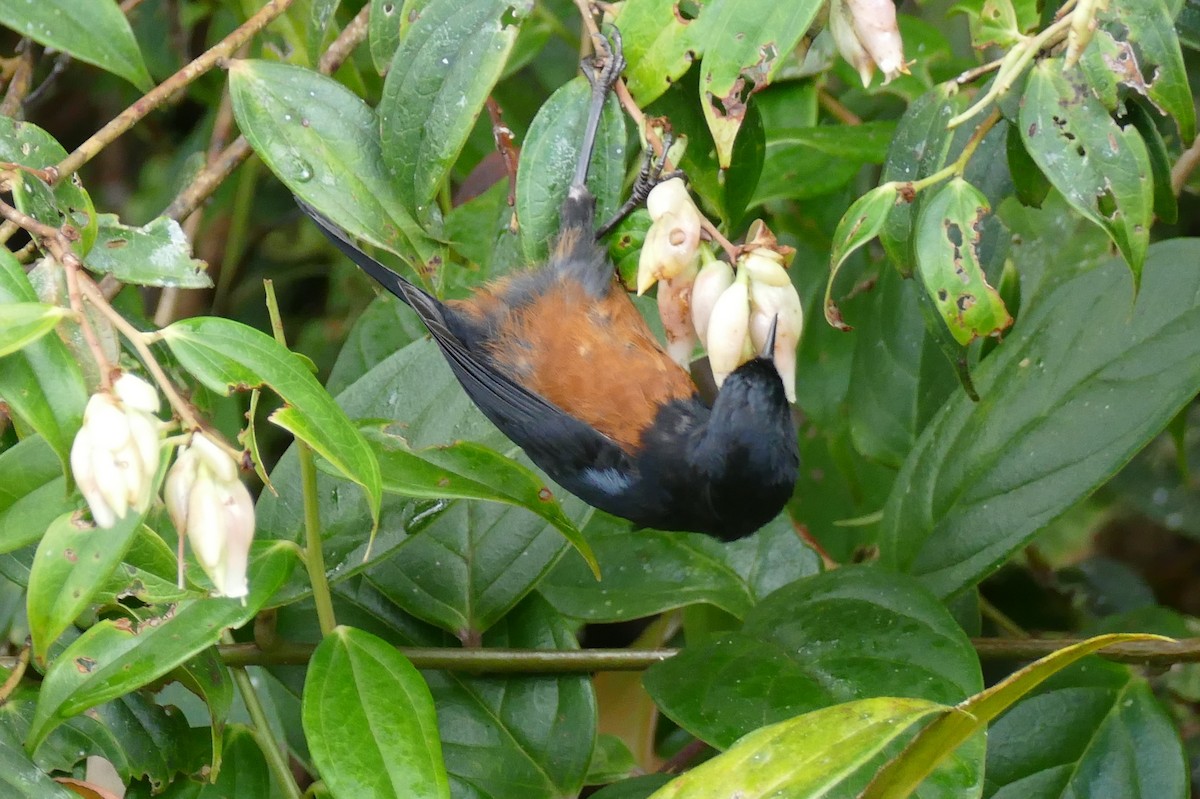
{"left": 595, "top": 132, "right": 686, "bottom": 239}
{"left": 563, "top": 28, "right": 625, "bottom": 229}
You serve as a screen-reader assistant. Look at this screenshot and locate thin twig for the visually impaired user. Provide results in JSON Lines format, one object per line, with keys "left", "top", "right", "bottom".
{"left": 818, "top": 89, "right": 862, "bottom": 126}
{"left": 53, "top": 0, "right": 297, "bottom": 184}
{"left": 1170, "top": 135, "right": 1200, "bottom": 195}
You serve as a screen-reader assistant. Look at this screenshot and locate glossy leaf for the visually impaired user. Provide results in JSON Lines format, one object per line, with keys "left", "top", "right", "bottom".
{"left": 0, "top": 718, "right": 76, "bottom": 799}
{"left": 983, "top": 658, "right": 1188, "bottom": 799}
{"left": 170, "top": 647, "right": 233, "bottom": 775}
{"left": 228, "top": 59, "right": 440, "bottom": 269}
{"left": 825, "top": 182, "right": 900, "bottom": 330}
{"left": 752, "top": 121, "right": 895, "bottom": 206}
{"left": 426, "top": 595, "right": 596, "bottom": 799}
{"left": 1126, "top": 99, "right": 1179, "bottom": 225}
{"left": 644, "top": 566, "right": 982, "bottom": 754}
{"left": 0, "top": 249, "right": 88, "bottom": 475}
{"left": 914, "top": 178, "right": 1012, "bottom": 346}
{"left": 26, "top": 543, "right": 294, "bottom": 750}
{"left": 27, "top": 512, "right": 143, "bottom": 663}
{"left": 379, "top": 0, "right": 531, "bottom": 210}
{"left": 0, "top": 436, "right": 69, "bottom": 556}
{"left": 1020, "top": 59, "right": 1152, "bottom": 285}
{"left": 160, "top": 316, "right": 382, "bottom": 528}
{"left": 0, "top": 119, "right": 95, "bottom": 252}
{"left": 694, "top": 0, "right": 824, "bottom": 166}
{"left": 540, "top": 513, "right": 818, "bottom": 622}
{"left": 615, "top": 0, "right": 697, "bottom": 105}
{"left": 880, "top": 87, "right": 967, "bottom": 276}
{"left": 0, "top": 302, "right": 71, "bottom": 357}
{"left": 362, "top": 426, "right": 597, "bottom": 575}
{"left": 1005, "top": 122, "right": 1050, "bottom": 208}
{"left": 881, "top": 240, "right": 1200, "bottom": 598}
{"left": 515, "top": 77, "right": 626, "bottom": 262}
{"left": 368, "top": 0, "right": 405, "bottom": 73}
{"left": 200, "top": 726, "right": 270, "bottom": 799}
{"left": 0, "top": 0, "right": 152, "bottom": 90}
{"left": 304, "top": 627, "right": 449, "bottom": 799}
{"left": 85, "top": 215, "right": 212, "bottom": 289}
{"left": 862, "top": 634, "right": 1170, "bottom": 798}
{"left": 648, "top": 698, "right": 946, "bottom": 799}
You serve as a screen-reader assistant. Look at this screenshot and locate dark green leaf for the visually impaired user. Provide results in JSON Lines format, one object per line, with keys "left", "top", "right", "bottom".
{"left": 586, "top": 735, "right": 639, "bottom": 785}
{"left": 592, "top": 776, "right": 674, "bottom": 799}
{"left": 368, "top": 0, "right": 405, "bottom": 73}
{"left": 0, "top": 119, "right": 94, "bottom": 251}
{"left": 228, "top": 59, "right": 441, "bottom": 270}
{"left": 0, "top": 249, "right": 88, "bottom": 475}
{"left": 200, "top": 726, "right": 270, "bottom": 798}
{"left": 694, "top": 0, "right": 824, "bottom": 166}
{"left": 515, "top": 77, "right": 625, "bottom": 262}
{"left": 27, "top": 511, "right": 143, "bottom": 663}
{"left": 362, "top": 426, "right": 597, "bottom": 575}
{"left": 380, "top": 0, "right": 532, "bottom": 210}
{"left": 161, "top": 316, "right": 382, "bottom": 528}
{"left": 914, "top": 178, "right": 1012, "bottom": 346}
{"left": 326, "top": 294, "right": 429, "bottom": 395}
{"left": 0, "top": 716, "right": 76, "bottom": 799}
{"left": 826, "top": 183, "right": 900, "bottom": 329}
{"left": 1005, "top": 122, "right": 1050, "bottom": 208}
{"left": 1125, "top": 99, "right": 1179, "bottom": 225}
{"left": 753, "top": 122, "right": 895, "bottom": 206}
{"left": 26, "top": 543, "right": 294, "bottom": 750}
{"left": 1020, "top": 59, "right": 1152, "bottom": 285}
{"left": 0, "top": 0, "right": 152, "bottom": 90}
{"left": 170, "top": 647, "right": 234, "bottom": 776}
{"left": 882, "top": 240, "right": 1200, "bottom": 598}
{"left": 304, "top": 627, "right": 449, "bottom": 799}
{"left": 648, "top": 698, "right": 946, "bottom": 799}
{"left": 86, "top": 215, "right": 212, "bottom": 289}
{"left": 427, "top": 595, "right": 595, "bottom": 799}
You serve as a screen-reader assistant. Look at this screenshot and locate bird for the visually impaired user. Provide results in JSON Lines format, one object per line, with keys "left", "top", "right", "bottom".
{"left": 299, "top": 31, "right": 798, "bottom": 540}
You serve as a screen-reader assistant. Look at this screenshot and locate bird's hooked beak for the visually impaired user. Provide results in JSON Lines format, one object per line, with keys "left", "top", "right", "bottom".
{"left": 760, "top": 314, "right": 779, "bottom": 361}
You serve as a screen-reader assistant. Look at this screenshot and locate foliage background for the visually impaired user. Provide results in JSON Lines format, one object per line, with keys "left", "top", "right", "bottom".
{"left": 0, "top": 0, "right": 1198, "bottom": 797}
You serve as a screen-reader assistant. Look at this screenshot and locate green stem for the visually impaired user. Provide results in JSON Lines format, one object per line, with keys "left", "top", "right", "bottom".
{"left": 228, "top": 652, "right": 304, "bottom": 799}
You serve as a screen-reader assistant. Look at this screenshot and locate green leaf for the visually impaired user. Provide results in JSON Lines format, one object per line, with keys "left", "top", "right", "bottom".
{"left": 0, "top": 719, "right": 75, "bottom": 799}
{"left": 880, "top": 87, "right": 968, "bottom": 276}
{"left": 85, "top": 215, "right": 212, "bottom": 288}
{"left": 325, "top": 294, "right": 429, "bottom": 395}
{"left": 647, "top": 698, "right": 946, "bottom": 799}
{"left": 27, "top": 511, "right": 143, "bottom": 664}
{"left": 26, "top": 543, "right": 294, "bottom": 750}
{"left": 586, "top": 735, "right": 639, "bottom": 785}
{"left": 0, "top": 436, "right": 70, "bottom": 556}
{"left": 0, "top": 302, "right": 71, "bottom": 357}
{"left": 426, "top": 595, "right": 595, "bottom": 799}
{"left": 0, "top": 0, "right": 152, "bottom": 90}
{"left": 515, "top": 76, "right": 626, "bottom": 262}
{"left": 825, "top": 183, "right": 900, "bottom": 330}
{"left": 368, "top": 0, "right": 406, "bottom": 73}
{"left": 1095, "top": 0, "right": 1194, "bottom": 142}
{"left": 540, "top": 513, "right": 817, "bottom": 622}
{"left": 861, "top": 634, "right": 1171, "bottom": 798}
{"left": 380, "top": 0, "right": 532, "bottom": 211}
{"left": 362, "top": 426, "right": 597, "bottom": 576}
{"left": 201, "top": 726, "right": 270, "bottom": 798}
{"left": 1126, "top": 99, "right": 1179, "bottom": 225}
{"left": 170, "top": 647, "right": 234, "bottom": 776}
{"left": 0, "top": 249, "right": 88, "bottom": 475}
{"left": 644, "top": 567, "right": 982, "bottom": 754}
{"left": 1020, "top": 59, "right": 1153, "bottom": 285}
{"left": 304, "top": 627, "right": 449, "bottom": 799}
{"left": 914, "top": 177, "right": 1012, "bottom": 346}
{"left": 983, "top": 657, "right": 1188, "bottom": 799}
{"left": 694, "top": 0, "right": 824, "bottom": 166}
{"left": 1005, "top": 121, "right": 1050, "bottom": 208}
{"left": 160, "top": 316, "right": 382, "bottom": 529}
{"left": 614, "top": 0, "right": 697, "bottom": 106}
{"left": 752, "top": 122, "right": 895, "bottom": 206}
{"left": 0, "top": 118, "right": 94, "bottom": 251}
{"left": 228, "top": 59, "right": 441, "bottom": 269}
{"left": 881, "top": 240, "right": 1200, "bottom": 598}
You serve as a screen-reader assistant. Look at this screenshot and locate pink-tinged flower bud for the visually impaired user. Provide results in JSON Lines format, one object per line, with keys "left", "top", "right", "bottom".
{"left": 165, "top": 431, "right": 255, "bottom": 599}
{"left": 749, "top": 280, "right": 804, "bottom": 404}
{"left": 706, "top": 271, "right": 753, "bottom": 388}
{"left": 658, "top": 261, "right": 700, "bottom": 367}
{"left": 832, "top": 0, "right": 909, "bottom": 86}
{"left": 691, "top": 254, "right": 735, "bottom": 348}
{"left": 70, "top": 376, "right": 163, "bottom": 529}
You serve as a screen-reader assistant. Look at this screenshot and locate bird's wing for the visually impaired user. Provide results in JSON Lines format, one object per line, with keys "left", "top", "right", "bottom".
{"left": 296, "top": 198, "right": 631, "bottom": 475}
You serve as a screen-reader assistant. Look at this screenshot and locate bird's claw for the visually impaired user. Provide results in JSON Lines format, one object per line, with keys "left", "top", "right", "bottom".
{"left": 582, "top": 28, "right": 625, "bottom": 97}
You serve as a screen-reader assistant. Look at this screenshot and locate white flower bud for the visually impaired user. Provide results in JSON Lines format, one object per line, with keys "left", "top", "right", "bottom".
{"left": 165, "top": 431, "right": 255, "bottom": 599}
{"left": 70, "top": 376, "right": 163, "bottom": 529}
{"left": 646, "top": 177, "right": 693, "bottom": 221}
{"left": 706, "top": 271, "right": 753, "bottom": 388}
{"left": 749, "top": 280, "right": 804, "bottom": 404}
{"left": 691, "top": 255, "right": 735, "bottom": 348}
{"left": 638, "top": 178, "right": 704, "bottom": 295}
{"left": 740, "top": 250, "right": 791, "bottom": 287}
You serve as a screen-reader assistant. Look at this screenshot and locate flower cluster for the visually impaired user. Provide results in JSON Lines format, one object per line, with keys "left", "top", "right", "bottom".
{"left": 829, "top": 0, "right": 908, "bottom": 87}
{"left": 70, "top": 371, "right": 255, "bottom": 599}
{"left": 636, "top": 181, "right": 804, "bottom": 402}
{"left": 70, "top": 373, "right": 163, "bottom": 529}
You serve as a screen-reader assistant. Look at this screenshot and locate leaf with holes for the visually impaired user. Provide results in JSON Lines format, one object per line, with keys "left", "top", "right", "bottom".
{"left": 914, "top": 178, "right": 1011, "bottom": 346}
{"left": 695, "top": 0, "right": 824, "bottom": 166}
{"left": 826, "top": 182, "right": 900, "bottom": 330}
{"left": 1020, "top": 59, "right": 1152, "bottom": 286}
{"left": 86, "top": 215, "right": 212, "bottom": 289}
{"left": 615, "top": 0, "right": 699, "bottom": 106}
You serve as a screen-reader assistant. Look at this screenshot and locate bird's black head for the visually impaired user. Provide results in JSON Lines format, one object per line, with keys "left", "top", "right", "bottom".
{"left": 691, "top": 357, "right": 799, "bottom": 539}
